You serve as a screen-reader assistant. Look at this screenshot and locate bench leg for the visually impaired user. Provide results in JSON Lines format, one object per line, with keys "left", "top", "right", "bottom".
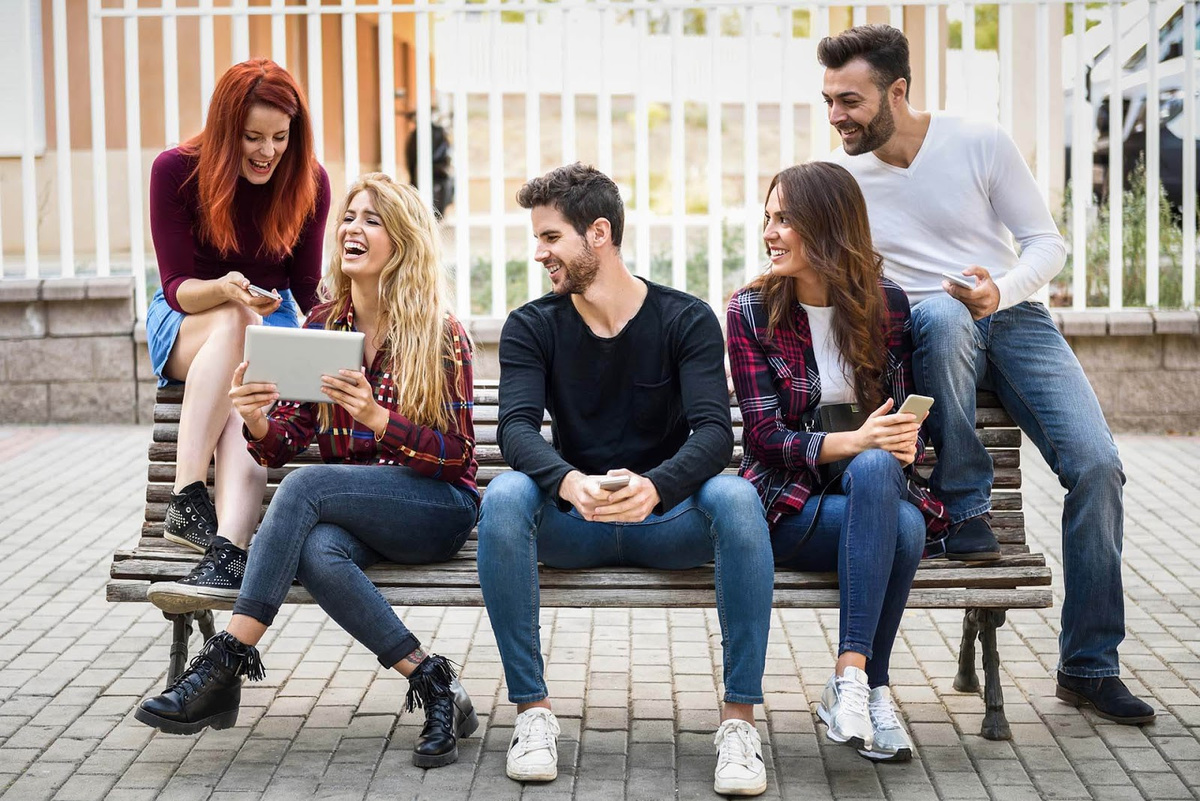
{"left": 978, "top": 609, "right": 1011, "bottom": 741}
{"left": 164, "top": 612, "right": 196, "bottom": 684}
{"left": 195, "top": 610, "right": 217, "bottom": 642}
{"left": 954, "top": 609, "right": 981, "bottom": 694}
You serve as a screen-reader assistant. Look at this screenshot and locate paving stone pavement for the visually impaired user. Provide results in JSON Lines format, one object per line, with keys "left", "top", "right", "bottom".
{"left": 1, "top": 426, "right": 1200, "bottom": 800}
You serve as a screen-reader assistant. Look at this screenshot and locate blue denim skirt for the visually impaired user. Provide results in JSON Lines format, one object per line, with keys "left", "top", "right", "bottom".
{"left": 145, "top": 287, "right": 301, "bottom": 387}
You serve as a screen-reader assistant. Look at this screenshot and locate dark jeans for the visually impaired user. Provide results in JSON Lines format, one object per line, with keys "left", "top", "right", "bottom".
{"left": 771, "top": 450, "right": 925, "bottom": 687}
{"left": 232, "top": 464, "right": 478, "bottom": 667}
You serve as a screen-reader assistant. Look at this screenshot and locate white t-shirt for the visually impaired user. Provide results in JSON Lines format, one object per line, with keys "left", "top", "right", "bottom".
{"left": 800, "top": 302, "right": 854, "bottom": 406}
{"left": 827, "top": 114, "right": 1066, "bottom": 311}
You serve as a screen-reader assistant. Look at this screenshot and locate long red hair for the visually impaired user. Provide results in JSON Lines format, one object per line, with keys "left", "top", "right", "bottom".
{"left": 180, "top": 58, "right": 319, "bottom": 258}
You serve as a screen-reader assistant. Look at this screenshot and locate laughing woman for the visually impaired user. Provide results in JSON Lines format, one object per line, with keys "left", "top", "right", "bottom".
{"left": 145, "top": 58, "right": 331, "bottom": 612}
{"left": 136, "top": 175, "right": 482, "bottom": 768}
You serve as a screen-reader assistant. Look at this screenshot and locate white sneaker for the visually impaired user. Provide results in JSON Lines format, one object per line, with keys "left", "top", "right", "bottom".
{"left": 713, "top": 719, "right": 767, "bottom": 796}
{"left": 506, "top": 707, "right": 560, "bottom": 782}
{"left": 857, "top": 686, "right": 914, "bottom": 762}
{"left": 816, "top": 666, "right": 873, "bottom": 751}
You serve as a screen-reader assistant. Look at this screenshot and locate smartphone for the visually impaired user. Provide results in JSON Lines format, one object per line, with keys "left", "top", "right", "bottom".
{"left": 247, "top": 283, "right": 279, "bottom": 299}
{"left": 941, "top": 271, "right": 976, "bottom": 290}
{"left": 598, "top": 475, "right": 631, "bottom": 491}
{"left": 897, "top": 394, "right": 935, "bottom": 418}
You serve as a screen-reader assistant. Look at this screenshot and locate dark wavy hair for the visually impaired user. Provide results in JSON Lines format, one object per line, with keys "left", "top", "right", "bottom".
{"left": 516, "top": 162, "right": 625, "bottom": 248}
{"left": 817, "top": 24, "right": 912, "bottom": 99}
{"left": 750, "top": 162, "right": 887, "bottom": 411}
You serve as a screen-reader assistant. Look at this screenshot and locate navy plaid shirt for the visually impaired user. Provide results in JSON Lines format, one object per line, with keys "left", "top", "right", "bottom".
{"left": 726, "top": 278, "right": 948, "bottom": 535}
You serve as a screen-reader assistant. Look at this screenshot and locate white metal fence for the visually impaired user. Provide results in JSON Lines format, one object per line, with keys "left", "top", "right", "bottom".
{"left": 3, "top": 0, "right": 1197, "bottom": 319}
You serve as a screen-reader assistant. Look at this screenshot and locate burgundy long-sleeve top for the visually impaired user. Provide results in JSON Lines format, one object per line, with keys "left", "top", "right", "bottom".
{"left": 149, "top": 147, "right": 332, "bottom": 313}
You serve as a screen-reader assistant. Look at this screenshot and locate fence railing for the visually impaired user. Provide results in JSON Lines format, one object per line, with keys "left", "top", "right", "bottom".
{"left": 3, "top": 0, "right": 1197, "bottom": 319}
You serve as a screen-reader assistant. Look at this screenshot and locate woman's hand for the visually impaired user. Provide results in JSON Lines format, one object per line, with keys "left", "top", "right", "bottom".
{"left": 229, "top": 361, "right": 278, "bottom": 441}
{"left": 321, "top": 369, "right": 388, "bottom": 436}
{"left": 220, "top": 271, "right": 283, "bottom": 317}
{"left": 856, "top": 398, "right": 922, "bottom": 465}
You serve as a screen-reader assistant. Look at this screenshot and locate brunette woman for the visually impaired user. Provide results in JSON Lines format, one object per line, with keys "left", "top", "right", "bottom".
{"left": 137, "top": 175, "right": 480, "bottom": 767}
{"left": 146, "top": 59, "right": 331, "bottom": 612}
{"left": 727, "top": 162, "right": 947, "bottom": 763}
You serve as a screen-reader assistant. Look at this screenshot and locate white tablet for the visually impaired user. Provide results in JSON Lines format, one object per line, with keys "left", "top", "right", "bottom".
{"left": 243, "top": 326, "right": 366, "bottom": 403}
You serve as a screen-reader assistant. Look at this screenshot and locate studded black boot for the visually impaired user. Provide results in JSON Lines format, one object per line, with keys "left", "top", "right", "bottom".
{"left": 135, "top": 632, "right": 264, "bottom": 735}
{"left": 164, "top": 480, "right": 218, "bottom": 554}
{"left": 147, "top": 536, "right": 247, "bottom": 614}
{"left": 406, "top": 654, "right": 479, "bottom": 768}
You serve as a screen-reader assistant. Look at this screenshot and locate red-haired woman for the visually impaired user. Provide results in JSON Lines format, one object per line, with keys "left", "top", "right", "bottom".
{"left": 728, "top": 162, "right": 947, "bottom": 765}
{"left": 145, "top": 58, "right": 331, "bottom": 612}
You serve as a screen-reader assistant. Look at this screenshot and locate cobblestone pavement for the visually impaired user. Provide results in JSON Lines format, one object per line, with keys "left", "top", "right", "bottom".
{"left": 1, "top": 427, "right": 1199, "bottom": 800}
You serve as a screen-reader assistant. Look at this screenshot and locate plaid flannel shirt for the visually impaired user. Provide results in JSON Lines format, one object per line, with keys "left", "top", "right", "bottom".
{"left": 726, "top": 278, "right": 947, "bottom": 536}
{"left": 246, "top": 303, "right": 479, "bottom": 502}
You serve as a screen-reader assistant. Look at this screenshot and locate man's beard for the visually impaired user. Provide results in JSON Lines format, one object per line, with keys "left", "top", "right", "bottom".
{"left": 555, "top": 240, "right": 601, "bottom": 295}
{"left": 841, "top": 100, "right": 896, "bottom": 155}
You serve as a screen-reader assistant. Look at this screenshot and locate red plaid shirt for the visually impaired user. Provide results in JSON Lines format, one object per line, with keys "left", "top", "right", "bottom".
{"left": 726, "top": 279, "right": 947, "bottom": 535}
{"left": 246, "top": 303, "right": 479, "bottom": 502}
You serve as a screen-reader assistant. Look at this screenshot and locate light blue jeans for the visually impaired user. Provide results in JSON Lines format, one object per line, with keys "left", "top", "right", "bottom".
{"left": 911, "top": 296, "right": 1125, "bottom": 678}
{"left": 771, "top": 450, "right": 926, "bottom": 688}
{"left": 232, "top": 465, "right": 478, "bottom": 667}
{"left": 477, "top": 472, "right": 774, "bottom": 704}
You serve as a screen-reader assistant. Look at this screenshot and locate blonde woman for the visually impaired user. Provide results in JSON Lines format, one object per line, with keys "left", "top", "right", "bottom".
{"left": 135, "top": 175, "right": 481, "bottom": 769}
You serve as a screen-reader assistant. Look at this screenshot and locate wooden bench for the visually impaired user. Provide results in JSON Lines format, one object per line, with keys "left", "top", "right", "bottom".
{"left": 109, "top": 381, "right": 1051, "bottom": 740}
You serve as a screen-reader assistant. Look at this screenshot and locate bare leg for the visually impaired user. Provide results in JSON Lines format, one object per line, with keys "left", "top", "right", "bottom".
{"left": 225, "top": 614, "right": 268, "bottom": 647}
{"left": 213, "top": 408, "right": 266, "bottom": 549}
{"left": 720, "top": 701, "right": 755, "bottom": 724}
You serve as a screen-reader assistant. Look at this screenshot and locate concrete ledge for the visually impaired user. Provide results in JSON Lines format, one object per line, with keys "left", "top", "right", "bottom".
{"left": 1153, "top": 311, "right": 1200, "bottom": 336}
{"left": 0, "top": 280, "right": 42, "bottom": 303}
{"left": 1054, "top": 309, "right": 1200, "bottom": 336}
{"left": 41, "top": 278, "right": 89, "bottom": 302}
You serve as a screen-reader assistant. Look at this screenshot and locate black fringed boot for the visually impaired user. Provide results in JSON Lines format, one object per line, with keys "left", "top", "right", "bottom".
{"left": 406, "top": 654, "right": 480, "bottom": 768}
{"left": 135, "top": 631, "right": 265, "bottom": 735}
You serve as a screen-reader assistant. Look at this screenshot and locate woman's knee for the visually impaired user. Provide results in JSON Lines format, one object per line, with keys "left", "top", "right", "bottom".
{"left": 845, "top": 449, "right": 905, "bottom": 490}
{"left": 293, "top": 524, "right": 354, "bottom": 589}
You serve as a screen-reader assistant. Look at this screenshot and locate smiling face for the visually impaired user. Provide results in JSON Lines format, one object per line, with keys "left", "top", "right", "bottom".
{"left": 822, "top": 58, "right": 898, "bottom": 156}
{"left": 337, "top": 190, "right": 394, "bottom": 281}
{"left": 240, "top": 103, "right": 292, "bottom": 184}
{"left": 530, "top": 205, "right": 601, "bottom": 296}
{"left": 763, "top": 185, "right": 812, "bottom": 279}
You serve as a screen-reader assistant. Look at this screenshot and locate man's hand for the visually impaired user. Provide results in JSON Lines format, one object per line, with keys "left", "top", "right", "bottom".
{"left": 558, "top": 471, "right": 614, "bottom": 520}
{"left": 944, "top": 265, "right": 1000, "bottom": 320}
{"left": 591, "top": 469, "right": 661, "bottom": 524}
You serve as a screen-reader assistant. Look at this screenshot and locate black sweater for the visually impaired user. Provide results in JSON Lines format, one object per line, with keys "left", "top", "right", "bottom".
{"left": 496, "top": 279, "right": 734, "bottom": 514}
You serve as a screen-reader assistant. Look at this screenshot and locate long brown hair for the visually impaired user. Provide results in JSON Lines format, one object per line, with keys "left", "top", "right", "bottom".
{"left": 180, "top": 58, "right": 319, "bottom": 258}
{"left": 749, "top": 162, "right": 887, "bottom": 410}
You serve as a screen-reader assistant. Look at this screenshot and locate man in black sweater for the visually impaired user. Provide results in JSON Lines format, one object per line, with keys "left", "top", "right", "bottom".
{"left": 477, "top": 164, "right": 774, "bottom": 796}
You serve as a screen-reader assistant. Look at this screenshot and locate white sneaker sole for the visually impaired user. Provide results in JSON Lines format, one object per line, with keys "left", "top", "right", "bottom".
{"left": 147, "top": 584, "right": 237, "bottom": 615}
{"left": 714, "top": 773, "right": 768, "bottom": 796}
{"left": 505, "top": 761, "right": 557, "bottom": 783}
{"left": 163, "top": 531, "right": 210, "bottom": 554}
{"left": 816, "top": 703, "right": 872, "bottom": 751}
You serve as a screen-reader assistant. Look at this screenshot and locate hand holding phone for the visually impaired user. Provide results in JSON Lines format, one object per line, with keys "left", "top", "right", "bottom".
{"left": 896, "top": 394, "right": 935, "bottom": 418}
{"left": 247, "top": 283, "right": 280, "bottom": 299}
{"left": 598, "top": 475, "right": 631, "bottom": 491}
{"left": 941, "top": 271, "right": 976, "bottom": 290}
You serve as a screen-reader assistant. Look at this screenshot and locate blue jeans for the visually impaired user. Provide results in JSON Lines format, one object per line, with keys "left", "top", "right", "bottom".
{"left": 232, "top": 464, "right": 478, "bottom": 667}
{"left": 772, "top": 450, "right": 925, "bottom": 688}
{"left": 911, "top": 296, "right": 1125, "bottom": 678}
{"left": 477, "top": 472, "right": 774, "bottom": 704}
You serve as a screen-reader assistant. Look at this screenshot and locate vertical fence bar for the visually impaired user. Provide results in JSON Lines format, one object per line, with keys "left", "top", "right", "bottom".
{"left": 525, "top": 0, "right": 542, "bottom": 301}
{"left": 271, "top": 0, "right": 288, "bottom": 68}
{"left": 415, "top": 0, "right": 433, "bottom": 204}
{"left": 20, "top": 0, "right": 39, "bottom": 278}
{"left": 561, "top": 2, "right": 576, "bottom": 164}
{"left": 743, "top": 5, "right": 758, "bottom": 283}
{"left": 232, "top": 0, "right": 250, "bottom": 62}
{"left": 1183, "top": 0, "right": 1196, "bottom": 308}
{"left": 809, "top": 5, "right": 829, "bottom": 158}
{"left": 124, "top": 0, "right": 147, "bottom": 318}
{"left": 452, "top": 0, "right": 471, "bottom": 318}
{"left": 88, "top": 0, "right": 110, "bottom": 276}
{"left": 670, "top": 7, "right": 686, "bottom": 291}
{"left": 1107, "top": 0, "right": 1122, "bottom": 309}
{"left": 890, "top": 4, "right": 904, "bottom": 30}
{"left": 307, "top": 0, "right": 325, "bottom": 161}
{"left": 707, "top": 6, "right": 722, "bottom": 309}
{"left": 853, "top": 5, "right": 866, "bottom": 26}
{"left": 162, "top": 0, "right": 180, "bottom": 146}
{"left": 1145, "top": 0, "right": 1159, "bottom": 307}
{"left": 1035, "top": 2, "right": 1050, "bottom": 204}
{"left": 52, "top": 0, "right": 74, "bottom": 276}
{"left": 962, "top": 2, "right": 974, "bottom": 56}
{"left": 634, "top": 8, "right": 650, "bottom": 276}
{"left": 200, "top": 0, "right": 215, "bottom": 124}
{"left": 342, "top": 0, "right": 360, "bottom": 183}
{"left": 779, "top": 4, "right": 794, "bottom": 170}
{"left": 997, "top": 2, "right": 1012, "bottom": 131}
{"left": 597, "top": 0, "right": 613, "bottom": 176}
{"left": 924, "top": 4, "right": 939, "bottom": 110}
{"left": 378, "top": 0, "right": 396, "bottom": 178}
{"left": 488, "top": 9, "right": 506, "bottom": 317}
{"left": 1071, "top": 0, "right": 1088, "bottom": 309}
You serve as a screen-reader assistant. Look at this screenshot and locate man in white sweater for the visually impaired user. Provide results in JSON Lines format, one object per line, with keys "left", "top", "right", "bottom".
{"left": 820, "top": 25, "right": 1153, "bottom": 725}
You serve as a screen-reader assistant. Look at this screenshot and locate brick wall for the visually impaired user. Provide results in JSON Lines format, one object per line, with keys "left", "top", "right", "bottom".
{"left": 1, "top": 277, "right": 1197, "bottom": 434}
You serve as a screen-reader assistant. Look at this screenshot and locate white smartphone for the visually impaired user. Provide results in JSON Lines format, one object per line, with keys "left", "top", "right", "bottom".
{"left": 941, "top": 271, "right": 976, "bottom": 290}
{"left": 247, "top": 283, "right": 280, "bottom": 299}
{"left": 897, "top": 394, "right": 935, "bottom": 418}
{"left": 598, "top": 475, "right": 631, "bottom": 491}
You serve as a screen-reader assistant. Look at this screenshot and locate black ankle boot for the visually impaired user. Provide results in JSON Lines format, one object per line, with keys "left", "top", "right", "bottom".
{"left": 406, "top": 654, "right": 479, "bottom": 768}
{"left": 135, "top": 632, "right": 265, "bottom": 735}
{"left": 1056, "top": 671, "right": 1156, "bottom": 725}
{"left": 164, "top": 480, "right": 218, "bottom": 554}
